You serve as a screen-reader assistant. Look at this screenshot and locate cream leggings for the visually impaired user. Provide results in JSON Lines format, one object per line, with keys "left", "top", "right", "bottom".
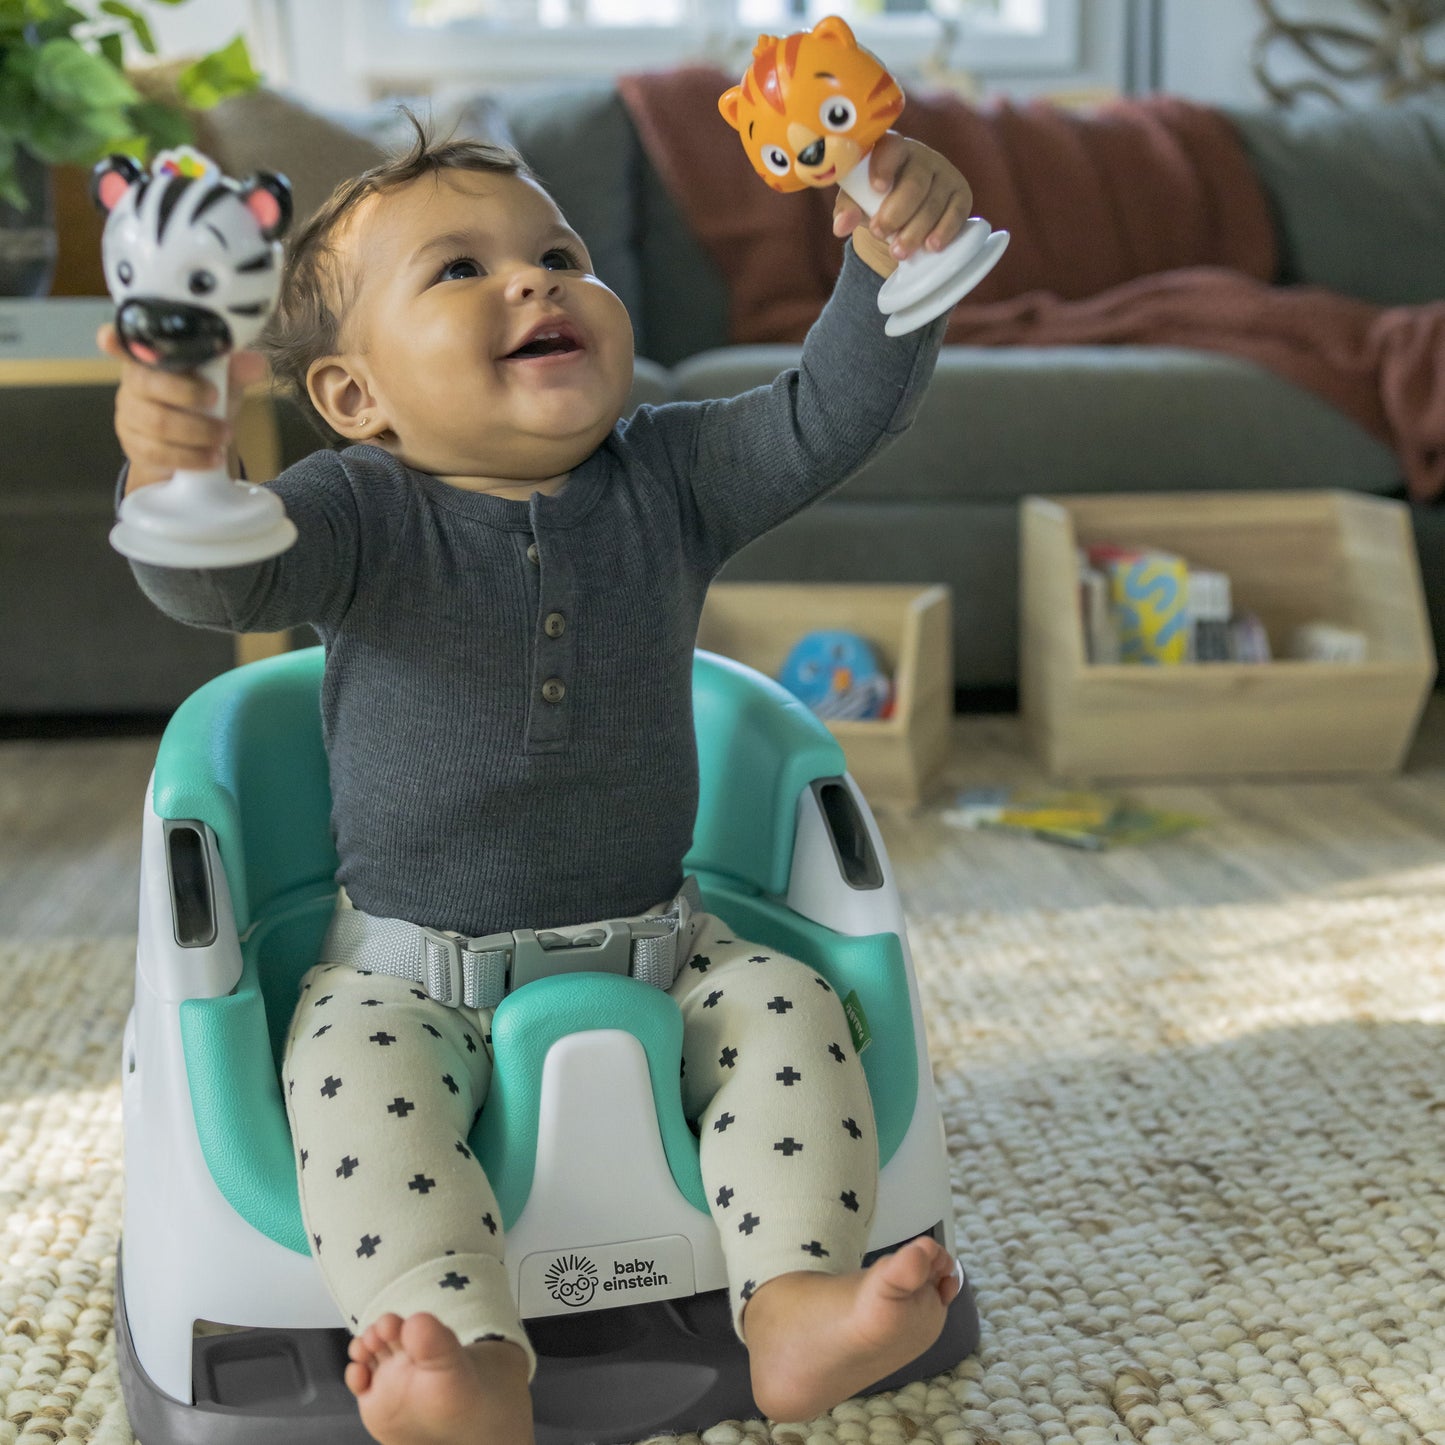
{"left": 281, "top": 909, "right": 879, "bottom": 1378}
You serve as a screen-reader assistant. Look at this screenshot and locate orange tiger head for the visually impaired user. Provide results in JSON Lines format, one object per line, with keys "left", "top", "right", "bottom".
{"left": 719, "top": 16, "right": 904, "bottom": 193}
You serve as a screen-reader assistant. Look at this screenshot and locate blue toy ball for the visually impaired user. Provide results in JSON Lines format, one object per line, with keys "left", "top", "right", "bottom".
{"left": 779, "top": 630, "right": 892, "bottom": 720}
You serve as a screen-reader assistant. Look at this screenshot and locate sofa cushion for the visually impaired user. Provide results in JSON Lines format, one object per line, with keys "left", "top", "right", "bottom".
{"left": 633, "top": 145, "right": 731, "bottom": 366}
{"left": 1226, "top": 99, "right": 1445, "bottom": 306}
{"left": 195, "top": 87, "right": 517, "bottom": 231}
{"left": 672, "top": 344, "right": 1402, "bottom": 503}
{"left": 194, "top": 89, "right": 390, "bottom": 229}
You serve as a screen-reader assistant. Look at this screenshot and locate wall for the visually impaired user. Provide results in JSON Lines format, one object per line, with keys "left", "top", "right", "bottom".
{"left": 144, "top": 0, "right": 1302, "bottom": 108}
{"left": 1159, "top": 0, "right": 1268, "bottom": 105}
{"left": 1162, "top": 0, "right": 1445, "bottom": 108}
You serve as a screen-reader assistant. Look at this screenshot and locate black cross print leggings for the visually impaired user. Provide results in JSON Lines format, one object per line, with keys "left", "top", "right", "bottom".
{"left": 282, "top": 908, "right": 879, "bottom": 1377}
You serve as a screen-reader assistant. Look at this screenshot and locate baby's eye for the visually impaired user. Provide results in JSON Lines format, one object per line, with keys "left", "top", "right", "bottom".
{"left": 439, "top": 256, "right": 482, "bottom": 282}
{"left": 542, "top": 247, "right": 581, "bottom": 272}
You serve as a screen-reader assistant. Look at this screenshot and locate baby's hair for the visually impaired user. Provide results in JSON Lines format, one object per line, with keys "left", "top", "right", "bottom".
{"left": 264, "top": 108, "right": 535, "bottom": 444}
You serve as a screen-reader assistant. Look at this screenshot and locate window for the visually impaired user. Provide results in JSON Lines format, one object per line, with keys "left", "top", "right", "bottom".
{"left": 339, "top": 0, "right": 1080, "bottom": 90}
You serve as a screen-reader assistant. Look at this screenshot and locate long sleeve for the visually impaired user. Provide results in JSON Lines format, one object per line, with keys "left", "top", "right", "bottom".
{"left": 119, "top": 448, "right": 368, "bottom": 637}
{"left": 618, "top": 244, "right": 947, "bottom": 575}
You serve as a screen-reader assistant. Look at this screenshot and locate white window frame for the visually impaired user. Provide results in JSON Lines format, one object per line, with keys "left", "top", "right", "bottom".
{"left": 335, "top": 0, "right": 1081, "bottom": 94}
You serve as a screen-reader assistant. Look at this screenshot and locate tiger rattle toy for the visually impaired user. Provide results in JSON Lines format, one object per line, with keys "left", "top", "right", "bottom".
{"left": 720, "top": 16, "right": 1008, "bottom": 334}
{"left": 93, "top": 147, "right": 297, "bottom": 567}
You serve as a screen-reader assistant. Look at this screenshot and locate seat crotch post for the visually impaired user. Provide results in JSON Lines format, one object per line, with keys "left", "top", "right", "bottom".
{"left": 503, "top": 1030, "right": 727, "bottom": 1318}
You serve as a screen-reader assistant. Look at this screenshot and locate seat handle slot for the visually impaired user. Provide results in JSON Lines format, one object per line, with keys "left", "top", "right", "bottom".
{"left": 812, "top": 779, "right": 884, "bottom": 890}
{"left": 164, "top": 820, "right": 218, "bottom": 948}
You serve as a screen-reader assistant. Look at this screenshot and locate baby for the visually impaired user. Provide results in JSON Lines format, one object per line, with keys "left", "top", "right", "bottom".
{"left": 105, "top": 117, "right": 971, "bottom": 1445}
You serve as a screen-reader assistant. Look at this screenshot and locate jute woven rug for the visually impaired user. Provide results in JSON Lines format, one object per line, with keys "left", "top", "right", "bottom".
{"left": 4, "top": 893, "right": 1445, "bottom": 1444}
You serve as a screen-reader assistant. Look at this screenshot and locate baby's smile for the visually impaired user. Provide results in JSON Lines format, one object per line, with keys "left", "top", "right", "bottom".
{"left": 500, "top": 318, "right": 585, "bottom": 363}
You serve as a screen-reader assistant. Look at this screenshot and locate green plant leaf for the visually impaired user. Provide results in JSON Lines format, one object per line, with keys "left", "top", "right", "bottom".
{"left": 0, "top": 129, "right": 17, "bottom": 206}
{"left": 25, "top": 99, "right": 132, "bottom": 163}
{"left": 98, "top": 0, "right": 155, "bottom": 53}
{"left": 0, "top": 54, "right": 42, "bottom": 154}
{"left": 31, "top": 3, "right": 91, "bottom": 41}
{"left": 0, "top": 169, "right": 26, "bottom": 210}
{"left": 129, "top": 96, "right": 192, "bottom": 151}
{"left": 175, "top": 33, "right": 260, "bottom": 109}
{"left": 0, "top": 44, "right": 39, "bottom": 131}
{"left": 33, "top": 35, "right": 138, "bottom": 114}
{"left": 97, "top": 27, "right": 123, "bottom": 68}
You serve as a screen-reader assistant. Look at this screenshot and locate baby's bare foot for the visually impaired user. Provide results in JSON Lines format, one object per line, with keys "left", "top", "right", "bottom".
{"left": 742, "top": 1236, "right": 960, "bottom": 1422}
{"left": 345, "top": 1312, "right": 534, "bottom": 1445}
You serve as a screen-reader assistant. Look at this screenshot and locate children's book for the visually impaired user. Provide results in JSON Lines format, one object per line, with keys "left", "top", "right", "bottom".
{"left": 944, "top": 787, "right": 1204, "bottom": 850}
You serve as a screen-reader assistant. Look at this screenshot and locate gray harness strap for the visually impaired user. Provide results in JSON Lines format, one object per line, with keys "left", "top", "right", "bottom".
{"left": 319, "top": 877, "right": 703, "bottom": 1010}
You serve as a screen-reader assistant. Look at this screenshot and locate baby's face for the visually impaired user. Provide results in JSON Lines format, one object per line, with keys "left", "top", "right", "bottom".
{"left": 321, "top": 168, "right": 634, "bottom": 480}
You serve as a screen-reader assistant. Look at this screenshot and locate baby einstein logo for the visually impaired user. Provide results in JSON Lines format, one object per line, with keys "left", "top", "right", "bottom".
{"left": 523, "top": 1237, "right": 692, "bottom": 1316}
{"left": 544, "top": 1253, "right": 599, "bottom": 1308}
{"left": 541, "top": 1251, "right": 672, "bottom": 1308}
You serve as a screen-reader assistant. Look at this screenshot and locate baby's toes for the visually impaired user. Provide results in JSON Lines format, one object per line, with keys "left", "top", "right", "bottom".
{"left": 937, "top": 1254, "right": 964, "bottom": 1305}
{"left": 356, "top": 1313, "right": 405, "bottom": 1362}
{"left": 343, "top": 1358, "right": 373, "bottom": 1397}
{"left": 883, "top": 1237, "right": 944, "bottom": 1295}
{"left": 398, "top": 1312, "right": 464, "bottom": 1368}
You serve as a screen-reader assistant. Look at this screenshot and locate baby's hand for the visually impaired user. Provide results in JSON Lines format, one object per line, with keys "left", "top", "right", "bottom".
{"left": 99, "top": 324, "right": 268, "bottom": 495}
{"left": 832, "top": 133, "right": 974, "bottom": 274}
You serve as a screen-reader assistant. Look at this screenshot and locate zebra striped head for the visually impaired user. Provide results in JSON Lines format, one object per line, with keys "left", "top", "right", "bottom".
{"left": 92, "top": 149, "right": 293, "bottom": 373}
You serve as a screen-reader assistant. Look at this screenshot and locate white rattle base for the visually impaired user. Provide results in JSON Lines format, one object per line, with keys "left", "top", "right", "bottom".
{"left": 839, "top": 155, "right": 1010, "bottom": 336}
{"left": 110, "top": 468, "right": 297, "bottom": 569}
{"left": 880, "top": 222, "right": 1010, "bottom": 336}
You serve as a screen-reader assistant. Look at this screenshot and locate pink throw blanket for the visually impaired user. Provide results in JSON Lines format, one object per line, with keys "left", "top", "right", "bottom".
{"left": 617, "top": 69, "right": 1445, "bottom": 501}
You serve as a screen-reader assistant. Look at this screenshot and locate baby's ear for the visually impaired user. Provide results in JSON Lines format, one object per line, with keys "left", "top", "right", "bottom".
{"left": 91, "top": 154, "right": 144, "bottom": 214}
{"left": 308, "top": 355, "right": 381, "bottom": 441}
{"left": 240, "top": 171, "right": 294, "bottom": 241}
{"left": 718, "top": 85, "right": 743, "bottom": 131}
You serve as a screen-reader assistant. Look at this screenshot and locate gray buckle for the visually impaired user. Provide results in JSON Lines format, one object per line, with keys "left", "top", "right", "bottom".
{"left": 511, "top": 920, "right": 645, "bottom": 991}
{"left": 420, "top": 927, "right": 466, "bottom": 1006}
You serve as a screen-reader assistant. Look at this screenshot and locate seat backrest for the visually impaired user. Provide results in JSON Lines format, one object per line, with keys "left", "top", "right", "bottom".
{"left": 153, "top": 646, "right": 333, "bottom": 934}
{"left": 153, "top": 647, "right": 846, "bottom": 927}
{"left": 688, "top": 649, "right": 846, "bottom": 896}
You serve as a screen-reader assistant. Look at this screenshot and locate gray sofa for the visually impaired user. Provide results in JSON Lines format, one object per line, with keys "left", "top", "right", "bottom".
{"left": 530, "top": 88, "right": 1445, "bottom": 692}
{"left": 8, "top": 86, "right": 1444, "bottom": 713}
{"left": 286, "top": 87, "right": 1445, "bottom": 693}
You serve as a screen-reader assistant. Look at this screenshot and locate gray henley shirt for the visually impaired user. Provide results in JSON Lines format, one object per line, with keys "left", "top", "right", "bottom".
{"left": 130, "top": 247, "right": 945, "bottom": 936}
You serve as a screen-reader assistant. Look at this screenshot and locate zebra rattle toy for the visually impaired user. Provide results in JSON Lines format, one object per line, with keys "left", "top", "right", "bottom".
{"left": 94, "top": 147, "right": 297, "bottom": 567}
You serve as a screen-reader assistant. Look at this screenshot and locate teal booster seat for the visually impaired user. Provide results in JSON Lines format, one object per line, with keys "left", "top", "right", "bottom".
{"left": 116, "top": 646, "right": 980, "bottom": 1444}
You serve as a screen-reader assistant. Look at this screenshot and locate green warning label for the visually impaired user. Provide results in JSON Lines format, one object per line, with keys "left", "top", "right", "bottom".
{"left": 842, "top": 989, "right": 873, "bottom": 1054}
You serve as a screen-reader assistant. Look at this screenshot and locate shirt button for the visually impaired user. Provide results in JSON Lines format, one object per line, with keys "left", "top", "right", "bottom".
{"left": 541, "top": 677, "right": 566, "bottom": 704}
{"left": 543, "top": 611, "right": 566, "bottom": 638}
{"left": 526, "top": 541, "right": 540, "bottom": 565}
